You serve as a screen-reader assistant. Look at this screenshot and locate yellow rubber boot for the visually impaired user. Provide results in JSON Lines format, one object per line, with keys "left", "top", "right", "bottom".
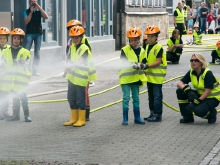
{"left": 73, "top": 110, "right": 86, "bottom": 127}
{"left": 63, "top": 109, "right": 78, "bottom": 126}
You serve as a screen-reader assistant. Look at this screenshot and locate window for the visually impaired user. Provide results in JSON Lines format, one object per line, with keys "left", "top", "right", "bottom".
{"left": 142, "top": 0, "right": 153, "bottom": 7}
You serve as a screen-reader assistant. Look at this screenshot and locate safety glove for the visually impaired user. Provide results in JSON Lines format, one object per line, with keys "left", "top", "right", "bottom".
{"left": 188, "top": 90, "right": 199, "bottom": 103}
{"left": 132, "top": 63, "right": 140, "bottom": 70}
{"left": 140, "top": 63, "right": 149, "bottom": 70}
{"left": 182, "top": 85, "right": 191, "bottom": 94}
{"left": 185, "top": 102, "right": 195, "bottom": 113}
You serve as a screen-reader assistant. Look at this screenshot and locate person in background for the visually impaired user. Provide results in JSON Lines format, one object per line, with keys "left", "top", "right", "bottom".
{"left": 200, "top": 2, "right": 208, "bottom": 34}
{"left": 213, "top": 3, "right": 219, "bottom": 26}
{"left": 209, "top": 40, "right": 220, "bottom": 64}
{"left": 143, "top": 25, "right": 167, "bottom": 122}
{"left": 23, "top": 0, "right": 48, "bottom": 76}
{"left": 119, "top": 27, "right": 147, "bottom": 125}
{"left": 207, "top": 10, "right": 214, "bottom": 26}
{"left": 197, "top": 3, "right": 202, "bottom": 30}
{"left": 0, "top": 27, "right": 11, "bottom": 120}
{"left": 2, "top": 28, "right": 32, "bottom": 122}
{"left": 174, "top": 2, "right": 185, "bottom": 38}
{"left": 193, "top": 24, "right": 202, "bottom": 45}
{"left": 142, "top": 35, "right": 148, "bottom": 49}
{"left": 166, "top": 29, "right": 183, "bottom": 64}
{"left": 181, "top": 0, "right": 188, "bottom": 34}
{"left": 186, "top": 6, "right": 193, "bottom": 30}
{"left": 192, "top": 3, "right": 197, "bottom": 25}
{"left": 176, "top": 54, "right": 219, "bottom": 124}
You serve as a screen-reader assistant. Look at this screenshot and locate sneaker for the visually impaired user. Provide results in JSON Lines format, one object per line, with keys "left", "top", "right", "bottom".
{"left": 89, "top": 81, "right": 95, "bottom": 87}
{"left": 209, "top": 62, "right": 215, "bottom": 64}
{"left": 32, "top": 72, "right": 40, "bottom": 76}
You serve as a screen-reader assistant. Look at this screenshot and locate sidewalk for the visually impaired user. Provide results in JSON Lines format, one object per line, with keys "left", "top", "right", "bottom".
{"left": 0, "top": 35, "right": 220, "bottom": 165}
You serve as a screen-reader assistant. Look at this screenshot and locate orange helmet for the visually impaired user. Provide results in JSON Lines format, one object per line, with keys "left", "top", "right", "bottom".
{"left": 216, "top": 41, "right": 220, "bottom": 48}
{"left": 66, "top": 19, "right": 82, "bottom": 29}
{"left": 145, "top": 25, "right": 160, "bottom": 35}
{"left": 126, "top": 27, "right": 142, "bottom": 38}
{"left": 143, "top": 36, "right": 147, "bottom": 40}
{"left": 69, "top": 26, "right": 85, "bottom": 37}
{"left": 0, "top": 27, "right": 10, "bottom": 35}
{"left": 11, "top": 28, "right": 25, "bottom": 36}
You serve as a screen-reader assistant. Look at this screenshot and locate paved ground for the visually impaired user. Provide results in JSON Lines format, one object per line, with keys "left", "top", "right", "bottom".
{"left": 0, "top": 34, "right": 220, "bottom": 165}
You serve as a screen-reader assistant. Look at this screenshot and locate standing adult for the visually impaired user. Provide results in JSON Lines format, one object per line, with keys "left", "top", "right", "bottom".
{"left": 192, "top": 3, "right": 197, "bottom": 25}
{"left": 181, "top": 0, "right": 187, "bottom": 33}
{"left": 197, "top": 3, "right": 202, "bottom": 30}
{"left": 174, "top": 2, "right": 185, "bottom": 38}
{"left": 23, "top": 0, "right": 48, "bottom": 76}
{"left": 213, "top": 3, "right": 219, "bottom": 26}
{"left": 200, "top": 2, "right": 208, "bottom": 34}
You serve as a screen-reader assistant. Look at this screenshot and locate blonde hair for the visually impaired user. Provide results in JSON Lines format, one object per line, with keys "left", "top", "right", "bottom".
{"left": 191, "top": 54, "right": 208, "bottom": 69}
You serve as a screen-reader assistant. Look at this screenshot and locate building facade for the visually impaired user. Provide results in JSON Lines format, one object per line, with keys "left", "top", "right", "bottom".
{"left": 0, "top": 0, "right": 115, "bottom": 60}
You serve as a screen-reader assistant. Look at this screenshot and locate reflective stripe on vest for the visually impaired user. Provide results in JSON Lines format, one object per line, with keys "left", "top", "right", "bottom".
{"left": 215, "top": 48, "right": 220, "bottom": 57}
{"left": 145, "top": 43, "right": 167, "bottom": 84}
{"left": 193, "top": 31, "right": 202, "bottom": 43}
{"left": 167, "top": 38, "right": 180, "bottom": 53}
{"left": 66, "top": 44, "right": 91, "bottom": 87}
{"left": 119, "top": 45, "right": 147, "bottom": 86}
{"left": 190, "top": 68, "right": 220, "bottom": 101}
{"left": 175, "top": 8, "right": 184, "bottom": 23}
{"left": 12, "top": 48, "right": 31, "bottom": 91}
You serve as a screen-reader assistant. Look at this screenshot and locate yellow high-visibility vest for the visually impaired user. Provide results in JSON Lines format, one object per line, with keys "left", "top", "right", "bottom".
{"left": 119, "top": 45, "right": 147, "bottom": 87}
{"left": 190, "top": 68, "right": 220, "bottom": 101}
{"left": 145, "top": 43, "right": 167, "bottom": 84}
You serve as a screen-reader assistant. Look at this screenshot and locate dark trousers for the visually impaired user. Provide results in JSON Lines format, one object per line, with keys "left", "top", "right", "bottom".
{"left": 176, "top": 89, "right": 219, "bottom": 118}
{"left": 147, "top": 82, "right": 163, "bottom": 116}
{"left": 211, "top": 50, "right": 220, "bottom": 63}
{"left": 175, "top": 23, "right": 184, "bottom": 38}
{"left": 13, "top": 92, "right": 29, "bottom": 110}
{"left": 67, "top": 81, "right": 86, "bottom": 110}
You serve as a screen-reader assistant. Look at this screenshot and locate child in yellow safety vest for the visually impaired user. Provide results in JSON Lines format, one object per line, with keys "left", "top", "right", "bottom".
{"left": 65, "top": 19, "right": 97, "bottom": 121}
{"left": 119, "top": 27, "right": 147, "bottom": 125}
{"left": 64, "top": 26, "right": 94, "bottom": 127}
{"left": 142, "top": 35, "right": 148, "bottom": 49}
{"left": 2, "top": 28, "right": 32, "bottom": 122}
{"left": 209, "top": 40, "right": 220, "bottom": 64}
{"left": 193, "top": 24, "right": 202, "bottom": 45}
{"left": 142, "top": 25, "right": 167, "bottom": 122}
{"left": 0, "top": 27, "right": 11, "bottom": 120}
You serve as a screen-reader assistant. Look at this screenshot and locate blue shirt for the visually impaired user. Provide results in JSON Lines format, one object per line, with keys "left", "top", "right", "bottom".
{"left": 23, "top": 10, "right": 42, "bottom": 36}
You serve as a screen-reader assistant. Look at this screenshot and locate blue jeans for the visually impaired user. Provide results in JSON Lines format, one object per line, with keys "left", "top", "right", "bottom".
{"left": 147, "top": 82, "right": 163, "bottom": 115}
{"left": 200, "top": 17, "right": 207, "bottom": 34}
{"left": 121, "top": 83, "right": 140, "bottom": 110}
{"left": 67, "top": 81, "right": 86, "bottom": 110}
{"left": 25, "top": 35, "right": 42, "bottom": 72}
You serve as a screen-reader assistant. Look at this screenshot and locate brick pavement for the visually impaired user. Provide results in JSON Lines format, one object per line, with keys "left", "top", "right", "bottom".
{"left": 0, "top": 35, "right": 220, "bottom": 165}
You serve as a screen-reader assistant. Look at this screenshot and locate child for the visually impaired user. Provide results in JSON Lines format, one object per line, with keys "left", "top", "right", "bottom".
{"left": 142, "top": 36, "right": 148, "bottom": 49}
{"left": 209, "top": 40, "right": 220, "bottom": 64}
{"left": 119, "top": 27, "right": 147, "bottom": 125}
{"left": 2, "top": 28, "right": 32, "bottom": 122}
{"left": 207, "top": 10, "right": 214, "bottom": 27}
{"left": 0, "top": 27, "right": 11, "bottom": 120}
{"left": 193, "top": 24, "right": 202, "bottom": 45}
{"left": 166, "top": 29, "right": 183, "bottom": 64}
{"left": 143, "top": 25, "right": 167, "bottom": 122}
{"left": 65, "top": 19, "right": 97, "bottom": 122}
{"left": 64, "top": 26, "right": 94, "bottom": 127}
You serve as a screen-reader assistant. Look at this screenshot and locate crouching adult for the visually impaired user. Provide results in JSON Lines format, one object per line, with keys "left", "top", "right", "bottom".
{"left": 176, "top": 54, "right": 219, "bottom": 124}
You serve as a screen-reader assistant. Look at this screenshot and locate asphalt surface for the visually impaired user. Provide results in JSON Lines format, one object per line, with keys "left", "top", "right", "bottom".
{"left": 0, "top": 34, "right": 220, "bottom": 165}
